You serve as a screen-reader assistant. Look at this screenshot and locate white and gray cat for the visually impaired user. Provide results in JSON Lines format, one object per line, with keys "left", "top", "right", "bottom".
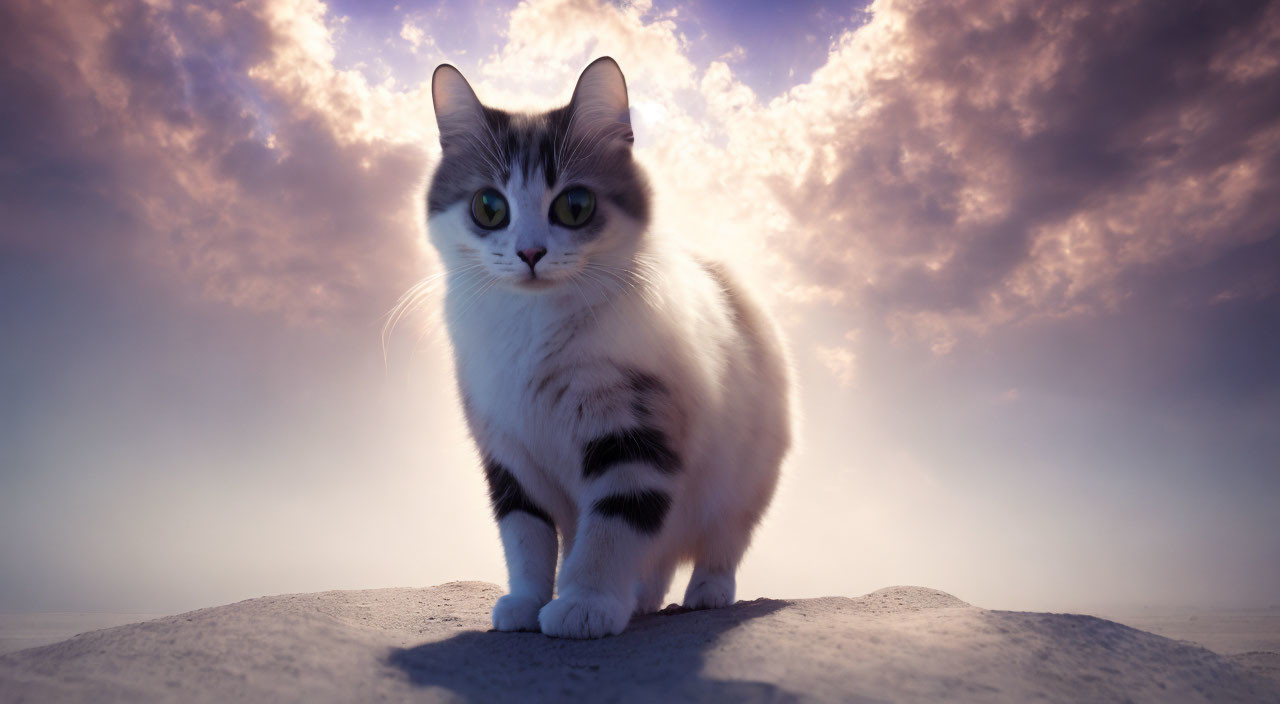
{"left": 425, "top": 57, "right": 792, "bottom": 638}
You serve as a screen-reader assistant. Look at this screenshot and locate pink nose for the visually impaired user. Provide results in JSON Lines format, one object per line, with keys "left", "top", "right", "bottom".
{"left": 517, "top": 247, "right": 547, "bottom": 271}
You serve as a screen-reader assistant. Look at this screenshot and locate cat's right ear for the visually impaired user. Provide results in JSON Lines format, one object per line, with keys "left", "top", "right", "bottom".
{"left": 432, "top": 64, "right": 484, "bottom": 149}
{"left": 567, "top": 57, "right": 634, "bottom": 149}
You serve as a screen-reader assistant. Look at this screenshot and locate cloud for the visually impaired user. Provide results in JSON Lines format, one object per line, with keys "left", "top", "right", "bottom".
{"left": 3, "top": 0, "right": 1277, "bottom": 385}
{"left": 397, "top": 15, "right": 447, "bottom": 63}
{"left": 0, "top": 0, "right": 431, "bottom": 324}
{"left": 815, "top": 344, "right": 857, "bottom": 388}
{"left": 759, "top": 0, "right": 1280, "bottom": 349}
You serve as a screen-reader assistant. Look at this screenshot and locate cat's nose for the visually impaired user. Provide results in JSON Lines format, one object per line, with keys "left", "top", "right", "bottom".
{"left": 517, "top": 247, "right": 547, "bottom": 271}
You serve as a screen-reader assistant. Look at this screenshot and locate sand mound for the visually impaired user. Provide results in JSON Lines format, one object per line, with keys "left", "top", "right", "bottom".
{"left": 1, "top": 582, "right": 1275, "bottom": 703}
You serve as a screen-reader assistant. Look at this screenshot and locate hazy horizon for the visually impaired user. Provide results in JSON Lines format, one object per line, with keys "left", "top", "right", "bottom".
{"left": 1, "top": 0, "right": 1277, "bottom": 616}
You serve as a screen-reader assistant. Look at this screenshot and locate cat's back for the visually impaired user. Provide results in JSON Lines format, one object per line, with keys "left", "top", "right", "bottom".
{"left": 692, "top": 255, "right": 793, "bottom": 444}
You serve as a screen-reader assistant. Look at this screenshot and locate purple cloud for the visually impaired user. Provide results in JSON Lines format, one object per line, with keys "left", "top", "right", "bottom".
{"left": 775, "top": 0, "right": 1280, "bottom": 338}
{"left": 1, "top": 0, "right": 428, "bottom": 324}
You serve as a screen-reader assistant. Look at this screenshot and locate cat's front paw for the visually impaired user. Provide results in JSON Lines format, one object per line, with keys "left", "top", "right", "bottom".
{"left": 492, "top": 593, "right": 545, "bottom": 632}
{"left": 683, "top": 572, "right": 735, "bottom": 610}
{"left": 538, "top": 591, "right": 630, "bottom": 639}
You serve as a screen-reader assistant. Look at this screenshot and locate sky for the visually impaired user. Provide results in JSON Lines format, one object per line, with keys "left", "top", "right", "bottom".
{"left": 0, "top": 0, "right": 1277, "bottom": 615}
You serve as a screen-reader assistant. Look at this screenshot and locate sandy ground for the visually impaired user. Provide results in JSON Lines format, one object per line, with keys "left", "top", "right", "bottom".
{"left": 1088, "top": 605, "right": 1280, "bottom": 655}
{"left": 1086, "top": 605, "right": 1280, "bottom": 687}
{"left": 0, "top": 582, "right": 1276, "bottom": 703}
{"left": 0, "top": 613, "right": 168, "bottom": 656}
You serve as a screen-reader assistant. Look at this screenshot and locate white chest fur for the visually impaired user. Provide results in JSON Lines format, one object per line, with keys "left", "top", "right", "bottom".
{"left": 443, "top": 259, "right": 726, "bottom": 482}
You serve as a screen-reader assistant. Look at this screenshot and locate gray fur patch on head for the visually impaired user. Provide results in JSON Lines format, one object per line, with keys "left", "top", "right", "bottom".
{"left": 427, "top": 59, "right": 650, "bottom": 228}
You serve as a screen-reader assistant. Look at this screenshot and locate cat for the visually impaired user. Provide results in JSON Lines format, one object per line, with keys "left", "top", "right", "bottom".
{"left": 425, "top": 57, "right": 792, "bottom": 638}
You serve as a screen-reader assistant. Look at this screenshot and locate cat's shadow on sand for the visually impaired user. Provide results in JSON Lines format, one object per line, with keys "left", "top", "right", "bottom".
{"left": 387, "top": 598, "right": 815, "bottom": 703}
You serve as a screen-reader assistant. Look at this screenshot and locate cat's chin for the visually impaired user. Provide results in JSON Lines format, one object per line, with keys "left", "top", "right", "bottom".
{"left": 510, "top": 276, "right": 560, "bottom": 293}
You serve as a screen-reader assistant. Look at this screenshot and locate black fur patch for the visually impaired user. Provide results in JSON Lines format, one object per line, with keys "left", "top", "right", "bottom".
{"left": 625, "top": 369, "right": 666, "bottom": 421}
{"left": 592, "top": 490, "right": 671, "bottom": 535}
{"left": 581, "top": 427, "right": 680, "bottom": 479}
{"left": 552, "top": 384, "right": 569, "bottom": 405}
{"left": 626, "top": 370, "right": 664, "bottom": 394}
{"left": 482, "top": 459, "right": 554, "bottom": 528}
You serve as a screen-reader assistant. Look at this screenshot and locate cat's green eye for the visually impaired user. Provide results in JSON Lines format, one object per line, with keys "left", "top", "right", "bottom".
{"left": 471, "top": 188, "right": 509, "bottom": 230}
{"left": 550, "top": 187, "right": 595, "bottom": 229}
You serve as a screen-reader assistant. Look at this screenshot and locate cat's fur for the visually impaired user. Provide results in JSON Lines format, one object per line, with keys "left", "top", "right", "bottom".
{"left": 425, "top": 57, "right": 791, "bottom": 638}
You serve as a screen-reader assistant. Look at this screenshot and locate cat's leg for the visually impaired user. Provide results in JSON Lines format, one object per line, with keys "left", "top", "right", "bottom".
{"left": 539, "top": 466, "right": 677, "bottom": 638}
{"left": 491, "top": 513, "right": 558, "bottom": 631}
{"left": 683, "top": 451, "right": 780, "bottom": 610}
{"left": 538, "top": 370, "right": 683, "bottom": 637}
{"left": 633, "top": 555, "right": 678, "bottom": 615}
{"left": 483, "top": 460, "right": 558, "bottom": 632}
{"left": 682, "top": 517, "right": 753, "bottom": 610}
{"left": 683, "top": 563, "right": 736, "bottom": 610}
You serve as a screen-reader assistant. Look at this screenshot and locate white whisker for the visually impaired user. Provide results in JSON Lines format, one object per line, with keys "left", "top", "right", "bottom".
{"left": 382, "top": 264, "right": 486, "bottom": 370}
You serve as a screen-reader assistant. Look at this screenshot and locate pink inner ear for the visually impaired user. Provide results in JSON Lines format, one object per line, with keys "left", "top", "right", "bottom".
{"left": 573, "top": 61, "right": 629, "bottom": 115}
{"left": 570, "top": 60, "right": 632, "bottom": 145}
{"left": 433, "top": 65, "right": 483, "bottom": 129}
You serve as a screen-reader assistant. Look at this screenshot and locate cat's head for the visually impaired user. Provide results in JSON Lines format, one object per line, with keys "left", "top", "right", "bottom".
{"left": 426, "top": 57, "right": 650, "bottom": 294}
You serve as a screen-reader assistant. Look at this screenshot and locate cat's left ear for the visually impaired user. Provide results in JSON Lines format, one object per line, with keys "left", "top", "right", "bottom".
{"left": 432, "top": 64, "right": 485, "bottom": 151}
{"left": 567, "top": 57, "right": 634, "bottom": 149}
